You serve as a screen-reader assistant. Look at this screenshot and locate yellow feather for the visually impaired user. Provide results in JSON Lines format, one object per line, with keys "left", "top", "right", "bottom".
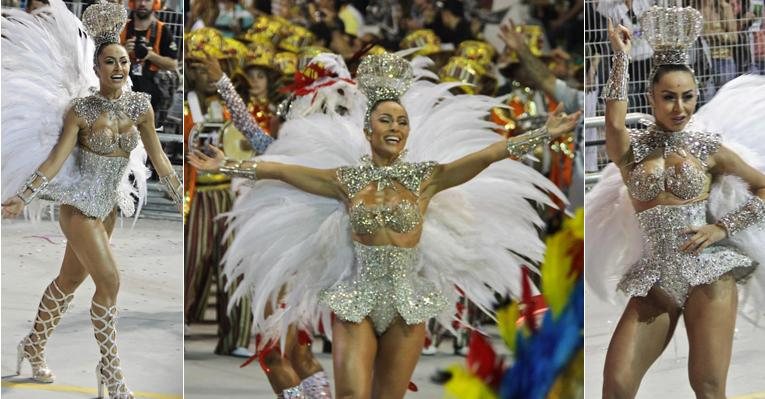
{"left": 443, "top": 365, "right": 500, "bottom": 399}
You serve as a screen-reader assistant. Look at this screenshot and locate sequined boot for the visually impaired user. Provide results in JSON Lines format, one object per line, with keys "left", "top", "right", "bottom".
{"left": 300, "top": 371, "right": 332, "bottom": 398}
{"left": 16, "top": 280, "right": 74, "bottom": 383}
{"left": 277, "top": 385, "right": 306, "bottom": 399}
{"left": 91, "top": 301, "right": 134, "bottom": 399}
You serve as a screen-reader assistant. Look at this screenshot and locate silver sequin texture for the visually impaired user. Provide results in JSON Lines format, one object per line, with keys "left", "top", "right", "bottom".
{"left": 602, "top": 50, "right": 630, "bottom": 102}
{"left": 41, "top": 150, "right": 130, "bottom": 219}
{"left": 629, "top": 125, "right": 721, "bottom": 165}
{"left": 80, "top": 1, "right": 128, "bottom": 49}
{"left": 718, "top": 196, "right": 765, "bottom": 236}
{"left": 319, "top": 243, "right": 448, "bottom": 335}
{"left": 626, "top": 126, "right": 719, "bottom": 202}
{"left": 349, "top": 200, "right": 421, "bottom": 235}
{"left": 73, "top": 90, "right": 150, "bottom": 126}
{"left": 215, "top": 74, "right": 273, "bottom": 154}
{"left": 618, "top": 201, "right": 756, "bottom": 306}
{"left": 639, "top": 6, "right": 703, "bottom": 67}
{"left": 628, "top": 161, "right": 708, "bottom": 202}
{"left": 336, "top": 154, "right": 436, "bottom": 198}
{"left": 356, "top": 53, "right": 414, "bottom": 130}
{"left": 40, "top": 91, "right": 151, "bottom": 219}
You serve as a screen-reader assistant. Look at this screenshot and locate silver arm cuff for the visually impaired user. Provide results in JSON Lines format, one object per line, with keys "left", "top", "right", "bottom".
{"left": 602, "top": 50, "right": 630, "bottom": 102}
{"left": 717, "top": 196, "right": 765, "bottom": 237}
{"left": 506, "top": 127, "right": 551, "bottom": 159}
{"left": 16, "top": 170, "right": 49, "bottom": 205}
{"left": 159, "top": 173, "right": 183, "bottom": 206}
{"left": 219, "top": 159, "right": 259, "bottom": 180}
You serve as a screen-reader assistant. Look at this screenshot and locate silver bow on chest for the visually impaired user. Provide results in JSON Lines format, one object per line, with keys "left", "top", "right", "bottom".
{"left": 337, "top": 152, "right": 437, "bottom": 198}
{"left": 631, "top": 121, "right": 720, "bottom": 166}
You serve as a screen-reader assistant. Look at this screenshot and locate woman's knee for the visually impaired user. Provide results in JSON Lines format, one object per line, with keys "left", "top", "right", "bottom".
{"left": 689, "top": 372, "right": 725, "bottom": 398}
{"left": 93, "top": 268, "right": 120, "bottom": 294}
{"left": 602, "top": 369, "right": 639, "bottom": 399}
{"left": 55, "top": 272, "right": 87, "bottom": 292}
{"left": 335, "top": 380, "right": 369, "bottom": 399}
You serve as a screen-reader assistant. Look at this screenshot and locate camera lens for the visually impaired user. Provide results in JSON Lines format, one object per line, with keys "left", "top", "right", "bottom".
{"left": 135, "top": 38, "right": 149, "bottom": 59}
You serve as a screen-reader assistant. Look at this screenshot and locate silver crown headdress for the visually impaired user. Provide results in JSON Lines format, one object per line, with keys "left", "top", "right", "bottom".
{"left": 639, "top": 6, "right": 703, "bottom": 71}
{"left": 356, "top": 53, "right": 414, "bottom": 131}
{"left": 81, "top": 1, "right": 128, "bottom": 50}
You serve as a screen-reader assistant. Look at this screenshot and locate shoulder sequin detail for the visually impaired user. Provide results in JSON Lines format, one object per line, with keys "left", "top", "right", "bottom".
{"left": 336, "top": 154, "right": 437, "bottom": 198}
{"left": 71, "top": 90, "right": 151, "bottom": 126}
{"left": 629, "top": 126, "right": 721, "bottom": 165}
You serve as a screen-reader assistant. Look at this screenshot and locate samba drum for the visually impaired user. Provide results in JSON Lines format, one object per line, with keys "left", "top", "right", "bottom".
{"left": 220, "top": 121, "right": 255, "bottom": 161}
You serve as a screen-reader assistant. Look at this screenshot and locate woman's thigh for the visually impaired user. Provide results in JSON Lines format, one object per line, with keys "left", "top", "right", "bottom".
{"left": 332, "top": 318, "right": 377, "bottom": 399}
{"left": 372, "top": 317, "right": 425, "bottom": 399}
{"left": 58, "top": 205, "right": 120, "bottom": 300}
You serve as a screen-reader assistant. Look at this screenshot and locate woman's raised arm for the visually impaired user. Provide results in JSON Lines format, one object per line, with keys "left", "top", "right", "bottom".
{"left": 188, "top": 144, "right": 345, "bottom": 200}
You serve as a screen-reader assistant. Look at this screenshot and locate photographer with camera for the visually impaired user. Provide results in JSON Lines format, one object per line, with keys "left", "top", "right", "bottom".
{"left": 120, "top": 0, "right": 178, "bottom": 123}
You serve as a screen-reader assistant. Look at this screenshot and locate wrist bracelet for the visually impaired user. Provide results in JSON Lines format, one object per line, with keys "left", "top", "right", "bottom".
{"left": 602, "top": 50, "right": 630, "bottom": 102}
{"left": 219, "top": 158, "right": 259, "bottom": 180}
{"left": 16, "top": 170, "right": 49, "bottom": 205}
{"left": 159, "top": 173, "right": 183, "bottom": 206}
{"left": 506, "top": 127, "right": 551, "bottom": 159}
{"left": 716, "top": 196, "right": 765, "bottom": 237}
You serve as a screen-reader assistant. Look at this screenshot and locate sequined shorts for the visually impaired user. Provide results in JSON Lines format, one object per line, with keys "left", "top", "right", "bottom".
{"left": 41, "top": 150, "right": 129, "bottom": 220}
{"left": 319, "top": 242, "right": 448, "bottom": 335}
{"left": 618, "top": 201, "right": 756, "bottom": 306}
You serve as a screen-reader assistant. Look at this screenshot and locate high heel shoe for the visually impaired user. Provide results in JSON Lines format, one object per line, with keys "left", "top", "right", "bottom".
{"left": 91, "top": 301, "right": 133, "bottom": 399}
{"left": 300, "top": 371, "right": 332, "bottom": 398}
{"left": 16, "top": 280, "right": 74, "bottom": 383}
{"left": 278, "top": 385, "right": 306, "bottom": 399}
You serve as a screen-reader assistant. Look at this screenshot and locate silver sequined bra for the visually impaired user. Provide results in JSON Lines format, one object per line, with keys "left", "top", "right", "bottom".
{"left": 618, "top": 201, "right": 756, "bottom": 306}
{"left": 40, "top": 90, "right": 151, "bottom": 219}
{"left": 348, "top": 201, "right": 421, "bottom": 235}
{"left": 337, "top": 154, "right": 435, "bottom": 235}
{"left": 626, "top": 127, "right": 719, "bottom": 202}
{"left": 319, "top": 242, "right": 449, "bottom": 334}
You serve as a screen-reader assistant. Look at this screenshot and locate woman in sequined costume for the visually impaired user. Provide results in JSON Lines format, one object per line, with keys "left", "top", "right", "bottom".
{"left": 189, "top": 52, "right": 580, "bottom": 398}
{"left": 1, "top": 2, "right": 182, "bottom": 398}
{"left": 595, "top": 11, "right": 765, "bottom": 398}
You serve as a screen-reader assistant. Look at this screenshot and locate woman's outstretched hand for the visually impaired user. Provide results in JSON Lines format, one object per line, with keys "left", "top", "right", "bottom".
{"left": 681, "top": 224, "right": 727, "bottom": 254}
{"left": 544, "top": 104, "right": 582, "bottom": 138}
{"left": 187, "top": 144, "right": 226, "bottom": 173}
{"left": 2, "top": 196, "right": 25, "bottom": 219}
{"left": 607, "top": 18, "right": 632, "bottom": 54}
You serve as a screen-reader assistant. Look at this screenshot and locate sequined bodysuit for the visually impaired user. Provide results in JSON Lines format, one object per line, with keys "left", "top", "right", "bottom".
{"left": 40, "top": 90, "right": 151, "bottom": 219}
{"left": 319, "top": 155, "right": 449, "bottom": 334}
{"left": 618, "top": 125, "right": 757, "bottom": 305}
